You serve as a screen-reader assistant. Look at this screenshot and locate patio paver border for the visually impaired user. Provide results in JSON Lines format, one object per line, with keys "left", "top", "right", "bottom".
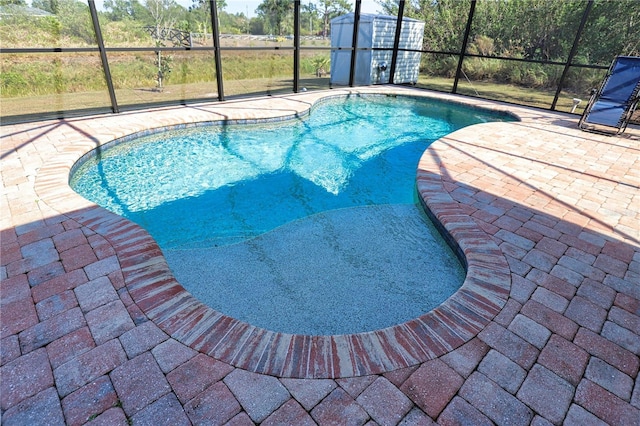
{"left": 33, "top": 88, "right": 512, "bottom": 378}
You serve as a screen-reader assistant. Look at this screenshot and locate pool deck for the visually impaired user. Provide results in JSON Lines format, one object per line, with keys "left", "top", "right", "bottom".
{"left": 1, "top": 86, "right": 639, "bottom": 425}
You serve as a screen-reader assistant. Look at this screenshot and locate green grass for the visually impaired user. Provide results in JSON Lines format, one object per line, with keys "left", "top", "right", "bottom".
{"left": 1, "top": 50, "right": 329, "bottom": 95}
{"left": 0, "top": 76, "right": 586, "bottom": 118}
{"left": 416, "top": 76, "right": 590, "bottom": 115}
{"left": 0, "top": 50, "right": 335, "bottom": 117}
{"left": 1, "top": 31, "right": 590, "bottom": 118}
{"left": 0, "top": 75, "right": 332, "bottom": 117}
{"left": 1, "top": 52, "right": 588, "bottom": 118}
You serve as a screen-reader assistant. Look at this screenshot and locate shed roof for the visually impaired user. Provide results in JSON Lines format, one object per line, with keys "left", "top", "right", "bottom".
{"left": 331, "top": 13, "right": 423, "bottom": 25}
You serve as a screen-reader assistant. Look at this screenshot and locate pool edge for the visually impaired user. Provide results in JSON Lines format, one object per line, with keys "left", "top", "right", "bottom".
{"left": 35, "top": 87, "right": 513, "bottom": 378}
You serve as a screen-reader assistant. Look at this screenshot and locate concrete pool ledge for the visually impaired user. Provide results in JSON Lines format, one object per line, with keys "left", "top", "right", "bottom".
{"left": 3, "top": 86, "right": 639, "bottom": 424}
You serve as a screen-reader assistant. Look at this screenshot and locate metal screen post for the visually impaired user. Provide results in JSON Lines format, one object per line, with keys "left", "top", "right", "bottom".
{"left": 88, "top": 0, "right": 118, "bottom": 113}
{"left": 389, "top": 0, "right": 406, "bottom": 85}
{"left": 452, "top": 0, "right": 476, "bottom": 94}
{"left": 210, "top": 0, "right": 225, "bottom": 101}
{"left": 551, "top": 0, "right": 594, "bottom": 110}
{"left": 294, "top": 0, "right": 301, "bottom": 92}
{"left": 349, "top": 0, "right": 362, "bottom": 87}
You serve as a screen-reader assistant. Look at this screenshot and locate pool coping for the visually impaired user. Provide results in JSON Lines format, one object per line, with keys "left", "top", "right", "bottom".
{"left": 34, "top": 87, "right": 513, "bottom": 378}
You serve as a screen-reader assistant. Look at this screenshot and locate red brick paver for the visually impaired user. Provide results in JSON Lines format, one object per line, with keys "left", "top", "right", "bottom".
{"left": 1, "top": 88, "right": 639, "bottom": 424}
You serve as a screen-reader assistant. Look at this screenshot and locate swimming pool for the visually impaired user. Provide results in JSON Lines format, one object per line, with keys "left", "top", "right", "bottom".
{"left": 71, "top": 94, "right": 514, "bottom": 335}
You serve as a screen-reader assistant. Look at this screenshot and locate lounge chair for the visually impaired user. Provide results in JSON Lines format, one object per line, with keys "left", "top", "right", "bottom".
{"left": 578, "top": 55, "right": 640, "bottom": 135}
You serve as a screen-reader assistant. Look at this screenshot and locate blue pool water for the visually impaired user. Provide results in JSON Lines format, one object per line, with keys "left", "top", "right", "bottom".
{"left": 71, "top": 95, "right": 513, "bottom": 334}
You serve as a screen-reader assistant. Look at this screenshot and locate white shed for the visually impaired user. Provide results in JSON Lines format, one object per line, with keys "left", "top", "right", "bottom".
{"left": 330, "top": 13, "right": 425, "bottom": 86}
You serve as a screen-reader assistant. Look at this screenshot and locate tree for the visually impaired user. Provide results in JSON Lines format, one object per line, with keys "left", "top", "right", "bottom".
{"left": 191, "top": 0, "right": 226, "bottom": 10}
{"left": 301, "top": 2, "right": 319, "bottom": 35}
{"left": 377, "top": 0, "right": 472, "bottom": 52}
{"left": 470, "top": 0, "right": 585, "bottom": 61}
{"left": 249, "top": 16, "right": 265, "bottom": 35}
{"left": 256, "top": 0, "right": 292, "bottom": 36}
{"left": 186, "top": 0, "right": 229, "bottom": 38}
{"left": 54, "top": 0, "right": 95, "bottom": 44}
{"left": 145, "top": 0, "right": 185, "bottom": 88}
{"left": 577, "top": 0, "right": 640, "bottom": 65}
{"left": 218, "top": 11, "right": 248, "bottom": 34}
{"left": 102, "top": 0, "right": 149, "bottom": 21}
{"left": 0, "top": 0, "right": 27, "bottom": 6}
{"left": 317, "top": 0, "right": 350, "bottom": 38}
{"left": 31, "top": 0, "right": 59, "bottom": 14}
{"left": 375, "top": 0, "right": 397, "bottom": 15}
{"left": 146, "top": 0, "right": 181, "bottom": 31}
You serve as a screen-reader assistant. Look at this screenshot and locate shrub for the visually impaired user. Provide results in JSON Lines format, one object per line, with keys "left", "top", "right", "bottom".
{"left": 423, "top": 56, "right": 457, "bottom": 78}
{"left": 472, "top": 35, "right": 495, "bottom": 56}
{"left": 563, "top": 66, "right": 603, "bottom": 95}
{"left": 307, "top": 55, "right": 330, "bottom": 76}
{"left": 464, "top": 57, "right": 501, "bottom": 80}
{"left": 522, "top": 67, "right": 547, "bottom": 87}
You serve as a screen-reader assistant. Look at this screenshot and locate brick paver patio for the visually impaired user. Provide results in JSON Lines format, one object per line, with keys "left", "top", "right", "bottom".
{"left": 1, "top": 87, "right": 638, "bottom": 425}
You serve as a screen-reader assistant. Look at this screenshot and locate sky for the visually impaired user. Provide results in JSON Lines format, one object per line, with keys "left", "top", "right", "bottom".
{"left": 89, "top": 1, "right": 381, "bottom": 17}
